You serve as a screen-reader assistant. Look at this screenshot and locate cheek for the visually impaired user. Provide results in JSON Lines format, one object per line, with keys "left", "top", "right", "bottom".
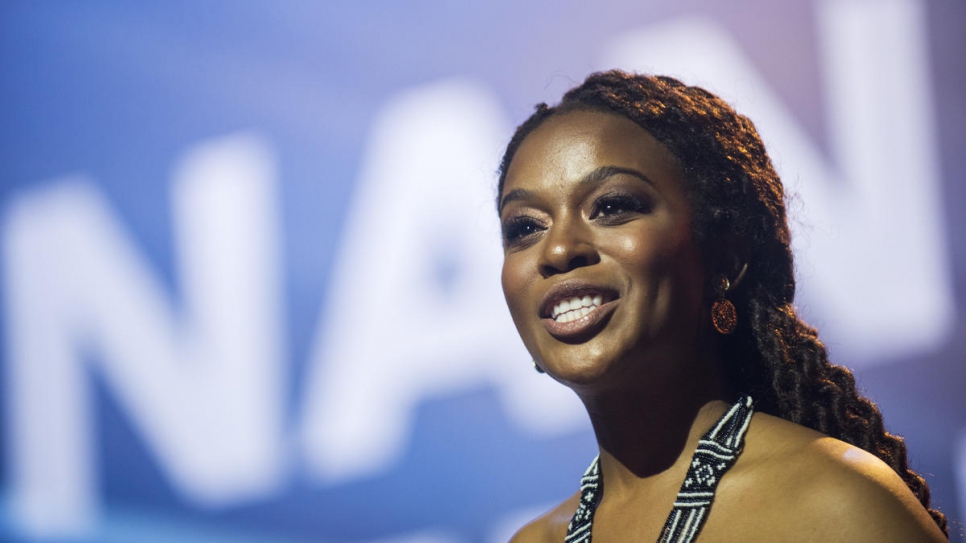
{"left": 609, "top": 227, "right": 704, "bottom": 308}
{"left": 658, "top": 242, "right": 707, "bottom": 323}
{"left": 609, "top": 233, "right": 671, "bottom": 280}
{"left": 500, "top": 255, "right": 530, "bottom": 320}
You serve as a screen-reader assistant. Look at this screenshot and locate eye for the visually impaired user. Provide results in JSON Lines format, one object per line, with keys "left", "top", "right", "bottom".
{"left": 502, "top": 215, "right": 545, "bottom": 246}
{"left": 590, "top": 193, "right": 651, "bottom": 223}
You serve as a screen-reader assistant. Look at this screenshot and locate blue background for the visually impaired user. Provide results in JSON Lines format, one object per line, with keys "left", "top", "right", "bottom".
{"left": 1, "top": 1, "right": 964, "bottom": 542}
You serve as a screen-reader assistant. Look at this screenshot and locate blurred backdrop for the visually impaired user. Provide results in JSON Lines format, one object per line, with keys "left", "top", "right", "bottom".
{"left": 1, "top": 0, "right": 964, "bottom": 541}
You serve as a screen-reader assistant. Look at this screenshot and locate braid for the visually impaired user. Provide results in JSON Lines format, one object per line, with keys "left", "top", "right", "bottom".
{"left": 498, "top": 69, "right": 947, "bottom": 536}
{"left": 741, "top": 290, "right": 946, "bottom": 533}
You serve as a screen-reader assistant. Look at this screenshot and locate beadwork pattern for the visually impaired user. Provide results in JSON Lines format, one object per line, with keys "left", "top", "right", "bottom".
{"left": 564, "top": 396, "right": 754, "bottom": 543}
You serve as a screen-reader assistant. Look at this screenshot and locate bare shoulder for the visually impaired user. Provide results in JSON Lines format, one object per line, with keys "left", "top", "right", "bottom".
{"left": 508, "top": 492, "right": 580, "bottom": 543}
{"left": 720, "top": 412, "right": 947, "bottom": 542}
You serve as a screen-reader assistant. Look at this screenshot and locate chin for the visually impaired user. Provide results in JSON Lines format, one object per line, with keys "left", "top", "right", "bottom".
{"left": 539, "top": 345, "right": 623, "bottom": 388}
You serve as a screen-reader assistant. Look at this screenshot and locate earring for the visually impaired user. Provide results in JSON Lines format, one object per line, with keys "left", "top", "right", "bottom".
{"left": 533, "top": 360, "right": 545, "bottom": 374}
{"left": 711, "top": 274, "right": 737, "bottom": 335}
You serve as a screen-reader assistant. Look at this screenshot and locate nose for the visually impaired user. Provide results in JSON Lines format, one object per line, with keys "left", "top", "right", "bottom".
{"left": 538, "top": 215, "right": 600, "bottom": 278}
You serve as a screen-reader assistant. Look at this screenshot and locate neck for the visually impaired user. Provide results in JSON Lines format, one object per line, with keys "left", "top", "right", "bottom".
{"left": 577, "top": 354, "right": 733, "bottom": 497}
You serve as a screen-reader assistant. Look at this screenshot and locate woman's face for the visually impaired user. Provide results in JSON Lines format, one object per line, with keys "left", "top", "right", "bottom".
{"left": 500, "top": 110, "right": 709, "bottom": 391}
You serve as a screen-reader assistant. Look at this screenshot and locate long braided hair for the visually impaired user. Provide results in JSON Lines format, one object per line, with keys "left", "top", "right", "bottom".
{"left": 496, "top": 69, "right": 947, "bottom": 535}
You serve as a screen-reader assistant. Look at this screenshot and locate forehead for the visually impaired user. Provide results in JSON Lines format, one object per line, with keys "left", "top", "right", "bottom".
{"left": 503, "top": 109, "right": 685, "bottom": 197}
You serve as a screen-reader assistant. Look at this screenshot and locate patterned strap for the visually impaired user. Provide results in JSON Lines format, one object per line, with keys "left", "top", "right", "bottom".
{"left": 565, "top": 396, "right": 754, "bottom": 543}
{"left": 564, "top": 454, "right": 602, "bottom": 543}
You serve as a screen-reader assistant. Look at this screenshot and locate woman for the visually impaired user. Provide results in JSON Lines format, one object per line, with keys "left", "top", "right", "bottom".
{"left": 498, "top": 70, "right": 948, "bottom": 542}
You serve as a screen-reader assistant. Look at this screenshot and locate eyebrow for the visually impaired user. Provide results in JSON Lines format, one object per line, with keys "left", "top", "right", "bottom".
{"left": 499, "top": 165, "right": 655, "bottom": 214}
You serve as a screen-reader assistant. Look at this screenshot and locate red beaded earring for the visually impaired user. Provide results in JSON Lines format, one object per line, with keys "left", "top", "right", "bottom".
{"left": 711, "top": 274, "right": 737, "bottom": 335}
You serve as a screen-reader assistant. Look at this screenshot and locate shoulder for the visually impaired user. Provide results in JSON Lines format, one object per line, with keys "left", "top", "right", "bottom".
{"left": 786, "top": 435, "right": 945, "bottom": 542}
{"left": 719, "top": 412, "right": 947, "bottom": 542}
{"left": 508, "top": 492, "right": 581, "bottom": 543}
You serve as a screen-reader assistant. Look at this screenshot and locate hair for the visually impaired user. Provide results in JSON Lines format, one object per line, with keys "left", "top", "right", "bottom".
{"left": 497, "top": 69, "right": 946, "bottom": 535}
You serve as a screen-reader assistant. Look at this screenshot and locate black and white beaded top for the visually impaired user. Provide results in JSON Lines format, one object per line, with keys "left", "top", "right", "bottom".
{"left": 564, "top": 396, "right": 755, "bottom": 543}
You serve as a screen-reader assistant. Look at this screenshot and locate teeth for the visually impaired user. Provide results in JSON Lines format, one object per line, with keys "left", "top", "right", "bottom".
{"left": 551, "top": 293, "right": 606, "bottom": 322}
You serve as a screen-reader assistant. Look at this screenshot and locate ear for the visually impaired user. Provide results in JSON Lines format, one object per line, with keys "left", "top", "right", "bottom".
{"left": 708, "top": 232, "right": 750, "bottom": 292}
{"left": 729, "top": 262, "right": 749, "bottom": 292}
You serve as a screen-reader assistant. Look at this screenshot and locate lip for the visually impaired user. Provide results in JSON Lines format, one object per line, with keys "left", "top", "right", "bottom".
{"left": 539, "top": 280, "right": 620, "bottom": 342}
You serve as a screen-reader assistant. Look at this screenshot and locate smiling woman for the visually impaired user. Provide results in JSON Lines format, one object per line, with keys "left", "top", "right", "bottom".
{"left": 497, "top": 71, "right": 948, "bottom": 543}
{"left": 501, "top": 110, "right": 708, "bottom": 389}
